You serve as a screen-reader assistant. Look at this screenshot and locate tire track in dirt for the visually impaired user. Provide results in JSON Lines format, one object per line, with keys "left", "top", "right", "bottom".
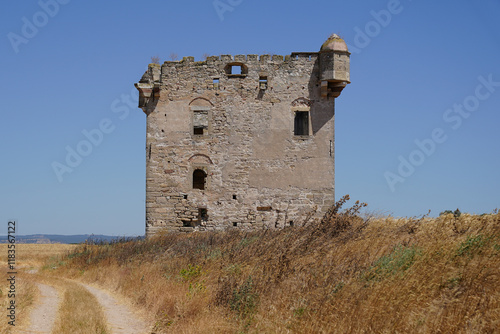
{"left": 81, "top": 283, "right": 150, "bottom": 334}
{"left": 20, "top": 283, "right": 60, "bottom": 334}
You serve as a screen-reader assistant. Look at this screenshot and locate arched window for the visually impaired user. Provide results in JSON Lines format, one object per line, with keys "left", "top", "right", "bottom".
{"left": 193, "top": 169, "right": 207, "bottom": 190}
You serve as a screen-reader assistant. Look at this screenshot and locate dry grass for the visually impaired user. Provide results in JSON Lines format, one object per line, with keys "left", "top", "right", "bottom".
{"left": 51, "top": 280, "right": 109, "bottom": 334}
{"left": 48, "top": 198, "right": 500, "bottom": 333}
{"left": 0, "top": 268, "right": 38, "bottom": 333}
{"left": 0, "top": 243, "right": 77, "bottom": 269}
{"left": 0, "top": 243, "right": 72, "bottom": 332}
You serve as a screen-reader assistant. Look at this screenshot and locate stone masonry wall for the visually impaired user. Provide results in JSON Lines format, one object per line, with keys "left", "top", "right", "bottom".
{"left": 136, "top": 38, "right": 350, "bottom": 236}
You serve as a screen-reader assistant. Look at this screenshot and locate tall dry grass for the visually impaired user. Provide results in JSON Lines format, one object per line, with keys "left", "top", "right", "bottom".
{"left": 0, "top": 243, "right": 74, "bottom": 333}
{"left": 51, "top": 280, "right": 109, "bottom": 334}
{"left": 48, "top": 198, "right": 500, "bottom": 333}
{"left": 0, "top": 268, "right": 38, "bottom": 333}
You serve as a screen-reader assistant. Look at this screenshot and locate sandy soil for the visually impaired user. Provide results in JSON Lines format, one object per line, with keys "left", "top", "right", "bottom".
{"left": 81, "top": 283, "right": 151, "bottom": 334}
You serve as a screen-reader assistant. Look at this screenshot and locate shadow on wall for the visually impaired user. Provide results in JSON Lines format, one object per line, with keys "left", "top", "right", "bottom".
{"left": 308, "top": 56, "right": 334, "bottom": 135}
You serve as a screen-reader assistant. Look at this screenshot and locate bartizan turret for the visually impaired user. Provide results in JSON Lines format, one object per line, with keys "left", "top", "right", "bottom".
{"left": 319, "top": 34, "right": 350, "bottom": 98}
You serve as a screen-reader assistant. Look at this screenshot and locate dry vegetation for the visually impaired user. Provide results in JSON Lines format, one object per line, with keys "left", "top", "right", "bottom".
{"left": 52, "top": 280, "right": 109, "bottom": 334}
{"left": 46, "top": 197, "right": 500, "bottom": 333}
{"left": 0, "top": 243, "right": 76, "bottom": 333}
{"left": 0, "top": 267, "right": 37, "bottom": 333}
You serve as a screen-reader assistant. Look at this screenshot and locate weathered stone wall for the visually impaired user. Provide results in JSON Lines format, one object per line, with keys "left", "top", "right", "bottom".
{"left": 136, "top": 36, "right": 350, "bottom": 236}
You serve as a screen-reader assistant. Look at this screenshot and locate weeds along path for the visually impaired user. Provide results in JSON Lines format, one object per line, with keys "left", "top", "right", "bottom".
{"left": 80, "top": 283, "right": 150, "bottom": 334}
{"left": 21, "top": 283, "right": 60, "bottom": 334}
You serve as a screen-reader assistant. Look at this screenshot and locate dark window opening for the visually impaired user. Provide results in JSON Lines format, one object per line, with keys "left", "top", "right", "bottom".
{"left": 232, "top": 194, "right": 237, "bottom": 200}
{"left": 198, "top": 208, "right": 208, "bottom": 224}
{"left": 289, "top": 221, "right": 294, "bottom": 227}
{"left": 259, "top": 76, "right": 268, "bottom": 90}
{"left": 193, "top": 127, "right": 204, "bottom": 135}
{"left": 183, "top": 194, "right": 188, "bottom": 200}
{"left": 294, "top": 111, "right": 309, "bottom": 136}
{"left": 193, "top": 169, "right": 207, "bottom": 190}
{"left": 233, "top": 222, "right": 238, "bottom": 227}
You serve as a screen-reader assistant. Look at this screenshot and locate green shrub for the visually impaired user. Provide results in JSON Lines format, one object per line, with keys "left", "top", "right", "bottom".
{"left": 230, "top": 276, "right": 259, "bottom": 318}
{"left": 179, "top": 264, "right": 203, "bottom": 281}
{"left": 364, "top": 245, "right": 420, "bottom": 281}
{"left": 456, "top": 235, "right": 485, "bottom": 258}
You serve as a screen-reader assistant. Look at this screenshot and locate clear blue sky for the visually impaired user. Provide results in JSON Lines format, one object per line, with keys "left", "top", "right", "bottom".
{"left": 1, "top": 0, "right": 499, "bottom": 236}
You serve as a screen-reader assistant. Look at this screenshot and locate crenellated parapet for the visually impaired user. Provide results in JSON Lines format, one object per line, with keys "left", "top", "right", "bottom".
{"left": 136, "top": 37, "right": 350, "bottom": 114}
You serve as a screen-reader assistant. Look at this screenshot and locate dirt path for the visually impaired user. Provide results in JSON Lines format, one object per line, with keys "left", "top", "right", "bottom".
{"left": 20, "top": 283, "right": 60, "bottom": 334}
{"left": 81, "top": 283, "right": 150, "bottom": 334}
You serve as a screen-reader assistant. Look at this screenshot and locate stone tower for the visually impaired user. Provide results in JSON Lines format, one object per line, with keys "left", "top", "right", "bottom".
{"left": 135, "top": 34, "right": 350, "bottom": 236}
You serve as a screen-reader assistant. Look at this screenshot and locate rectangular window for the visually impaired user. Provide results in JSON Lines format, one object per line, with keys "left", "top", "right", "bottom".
{"left": 193, "top": 110, "right": 208, "bottom": 136}
{"left": 259, "top": 76, "right": 268, "bottom": 90}
{"left": 294, "top": 111, "right": 309, "bottom": 136}
{"left": 231, "top": 65, "right": 242, "bottom": 75}
{"left": 198, "top": 208, "right": 208, "bottom": 225}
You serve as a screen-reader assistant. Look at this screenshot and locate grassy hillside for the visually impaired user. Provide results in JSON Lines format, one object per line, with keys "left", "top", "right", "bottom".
{"left": 46, "top": 197, "right": 500, "bottom": 333}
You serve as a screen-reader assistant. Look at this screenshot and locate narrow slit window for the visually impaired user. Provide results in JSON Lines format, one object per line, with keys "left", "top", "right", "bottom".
{"left": 294, "top": 111, "right": 309, "bottom": 136}
{"left": 198, "top": 208, "right": 208, "bottom": 225}
{"left": 193, "top": 169, "right": 207, "bottom": 190}
{"left": 213, "top": 78, "right": 219, "bottom": 89}
{"left": 259, "top": 76, "right": 268, "bottom": 90}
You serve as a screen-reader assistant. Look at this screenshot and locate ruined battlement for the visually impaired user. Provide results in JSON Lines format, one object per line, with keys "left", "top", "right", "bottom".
{"left": 136, "top": 34, "right": 350, "bottom": 236}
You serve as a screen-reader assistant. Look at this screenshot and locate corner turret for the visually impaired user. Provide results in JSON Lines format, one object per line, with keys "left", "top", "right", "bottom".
{"left": 319, "top": 34, "right": 350, "bottom": 98}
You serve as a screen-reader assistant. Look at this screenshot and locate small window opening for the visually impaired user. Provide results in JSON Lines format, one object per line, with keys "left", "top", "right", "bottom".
{"left": 183, "top": 194, "right": 188, "bottom": 200}
{"left": 232, "top": 194, "right": 237, "bottom": 200}
{"left": 225, "top": 63, "right": 247, "bottom": 77}
{"left": 213, "top": 78, "right": 219, "bottom": 89}
{"left": 259, "top": 76, "right": 268, "bottom": 90}
{"left": 198, "top": 208, "right": 208, "bottom": 224}
{"left": 193, "top": 110, "right": 208, "bottom": 136}
{"left": 233, "top": 222, "right": 238, "bottom": 227}
{"left": 193, "top": 169, "right": 207, "bottom": 190}
{"left": 289, "top": 221, "right": 294, "bottom": 227}
{"left": 294, "top": 111, "right": 309, "bottom": 136}
{"left": 230, "top": 65, "right": 242, "bottom": 75}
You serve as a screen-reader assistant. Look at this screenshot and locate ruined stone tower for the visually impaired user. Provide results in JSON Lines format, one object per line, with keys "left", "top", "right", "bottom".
{"left": 135, "top": 34, "right": 350, "bottom": 236}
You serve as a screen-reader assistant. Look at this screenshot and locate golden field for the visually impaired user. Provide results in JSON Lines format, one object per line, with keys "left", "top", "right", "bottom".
{"left": 43, "top": 199, "right": 499, "bottom": 333}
